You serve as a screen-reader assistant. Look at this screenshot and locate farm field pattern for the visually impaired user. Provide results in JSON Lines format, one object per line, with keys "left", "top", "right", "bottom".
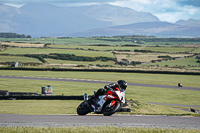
{"left": 0, "top": 36, "right": 200, "bottom": 72}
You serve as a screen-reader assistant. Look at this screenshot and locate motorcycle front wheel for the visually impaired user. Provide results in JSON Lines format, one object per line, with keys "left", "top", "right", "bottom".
{"left": 102, "top": 100, "right": 121, "bottom": 116}
{"left": 77, "top": 101, "right": 91, "bottom": 115}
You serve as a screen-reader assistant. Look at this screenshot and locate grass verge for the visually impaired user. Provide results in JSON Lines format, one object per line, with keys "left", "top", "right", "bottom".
{"left": 0, "top": 100, "right": 78, "bottom": 115}
{"left": 0, "top": 100, "right": 194, "bottom": 115}
{"left": 0, "top": 127, "right": 199, "bottom": 133}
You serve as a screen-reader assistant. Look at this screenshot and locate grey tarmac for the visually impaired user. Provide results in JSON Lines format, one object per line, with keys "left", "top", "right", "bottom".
{"left": 0, "top": 114, "right": 200, "bottom": 129}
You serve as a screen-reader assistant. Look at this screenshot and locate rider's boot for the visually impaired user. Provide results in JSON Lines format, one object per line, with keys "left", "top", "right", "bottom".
{"left": 94, "top": 103, "right": 100, "bottom": 112}
{"left": 88, "top": 94, "right": 97, "bottom": 105}
{"left": 88, "top": 94, "right": 100, "bottom": 112}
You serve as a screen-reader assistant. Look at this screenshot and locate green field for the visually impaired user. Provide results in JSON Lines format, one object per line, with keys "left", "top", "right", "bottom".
{"left": 1, "top": 77, "right": 199, "bottom": 105}
{"left": 1, "top": 36, "right": 200, "bottom": 46}
{"left": 0, "top": 48, "right": 114, "bottom": 58}
{"left": 0, "top": 70, "right": 199, "bottom": 115}
{"left": 0, "top": 37, "right": 133, "bottom": 45}
{"left": 1, "top": 36, "right": 200, "bottom": 71}
{"left": 50, "top": 44, "right": 141, "bottom": 51}
{"left": 1, "top": 70, "right": 200, "bottom": 87}
{"left": 45, "top": 59, "right": 115, "bottom": 66}
{"left": 142, "top": 57, "right": 200, "bottom": 68}
{"left": 0, "top": 56, "right": 41, "bottom": 63}
{"left": 1, "top": 46, "right": 199, "bottom": 71}
{"left": 143, "top": 46, "right": 196, "bottom": 53}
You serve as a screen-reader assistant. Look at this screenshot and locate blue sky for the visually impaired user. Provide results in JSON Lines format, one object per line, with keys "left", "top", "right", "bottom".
{"left": 1, "top": 0, "right": 200, "bottom": 23}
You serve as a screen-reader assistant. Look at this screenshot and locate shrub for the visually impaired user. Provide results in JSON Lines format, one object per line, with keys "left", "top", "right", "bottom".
{"left": 158, "top": 55, "right": 171, "bottom": 59}
{"left": 24, "top": 54, "right": 47, "bottom": 63}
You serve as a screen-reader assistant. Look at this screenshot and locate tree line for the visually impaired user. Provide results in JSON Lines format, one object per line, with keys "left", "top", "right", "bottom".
{"left": 0, "top": 33, "right": 31, "bottom": 38}
{"left": 96, "top": 36, "right": 200, "bottom": 43}
{"left": 24, "top": 53, "right": 116, "bottom": 63}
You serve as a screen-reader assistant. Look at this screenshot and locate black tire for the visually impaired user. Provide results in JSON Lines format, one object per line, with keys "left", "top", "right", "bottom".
{"left": 77, "top": 101, "right": 91, "bottom": 115}
{"left": 103, "top": 100, "right": 121, "bottom": 116}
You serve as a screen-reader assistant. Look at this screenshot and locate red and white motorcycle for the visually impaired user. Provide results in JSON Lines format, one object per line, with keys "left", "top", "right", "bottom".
{"left": 77, "top": 88, "right": 125, "bottom": 116}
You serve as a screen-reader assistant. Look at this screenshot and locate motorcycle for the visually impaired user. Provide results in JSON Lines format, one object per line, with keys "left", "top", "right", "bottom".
{"left": 178, "top": 83, "right": 183, "bottom": 87}
{"left": 77, "top": 88, "right": 125, "bottom": 116}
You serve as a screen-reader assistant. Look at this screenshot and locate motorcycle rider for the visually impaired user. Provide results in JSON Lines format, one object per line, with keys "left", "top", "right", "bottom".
{"left": 95, "top": 80, "right": 127, "bottom": 97}
{"left": 89, "top": 80, "right": 127, "bottom": 111}
{"left": 178, "top": 83, "right": 182, "bottom": 87}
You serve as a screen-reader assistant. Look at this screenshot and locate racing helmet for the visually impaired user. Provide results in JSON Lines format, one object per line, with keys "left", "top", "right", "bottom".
{"left": 117, "top": 80, "right": 127, "bottom": 90}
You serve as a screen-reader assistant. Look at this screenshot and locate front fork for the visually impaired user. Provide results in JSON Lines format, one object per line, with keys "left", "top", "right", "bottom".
{"left": 84, "top": 93, "right": 94, "bottom": 112}
{"left": 84, "top": 93, "right": 88, "bottom": 101}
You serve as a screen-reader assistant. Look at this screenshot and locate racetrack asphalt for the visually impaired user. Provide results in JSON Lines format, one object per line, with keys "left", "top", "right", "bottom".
{"left": 0, "top": 114, "right": 200, "bottom": 129}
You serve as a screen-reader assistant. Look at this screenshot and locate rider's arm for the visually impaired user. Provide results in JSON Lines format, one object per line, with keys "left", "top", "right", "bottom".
{"left": 104, "top": 83, "right": 118, "bottom": 91}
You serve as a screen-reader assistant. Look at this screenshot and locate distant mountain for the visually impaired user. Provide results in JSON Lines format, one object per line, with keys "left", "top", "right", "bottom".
{"left": 68, "top": 4, "right": 160, "bottom": 26}
{"left": 175, "top": 19, "right": 200, "bottom": 27}
{"left": 70, "top": 22, "right": 200, "bottom": 37}
{"left": 0, "top": 3, "right": 161, "bottom": 37}
{"left": 0, "top": 3, "right": 200, "bottom": 37}
{"left": 0, "top": 3, "right": 112, "bottom": 37}
{"left": 18, "top": 3, "right": 112, "bottom": 37}
{"left": 0, "top": 4, "right": 21, "bottom": 32}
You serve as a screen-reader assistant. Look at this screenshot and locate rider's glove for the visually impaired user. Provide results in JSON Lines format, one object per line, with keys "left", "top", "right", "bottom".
{"left": 109, "top": 83, "right": 117, "bottom": 88}
{"left": 104, "top": 83, "right": 118, "bottom": 91}
{"left": 104, "top": 85, "right": 110, "bottom": 90}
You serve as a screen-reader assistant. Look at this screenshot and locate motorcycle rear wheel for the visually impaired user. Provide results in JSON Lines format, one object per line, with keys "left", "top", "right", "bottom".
{"left": 77, "top": 101, "right": 91, "bottom": 115}
{"left": 103, "top": 100, "right": 120, "bottom": 116}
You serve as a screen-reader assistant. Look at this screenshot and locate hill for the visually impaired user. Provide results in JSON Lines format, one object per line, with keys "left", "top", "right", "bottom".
{"left": 70, "top": 22, "right": 200, "bottom": 37}
{"left": 175, "top": 19, "right": 200, "bottom": 27}
{"left": 0, "top": 3, "right": 200, "bottom": 37}
{"left": 68, "top": 4, "right": 160, "bottom": 26}
{"left": 0, "top": 3, "right": 160, "bottom": 37}
{"left": 0, "top": 3, "right": 112, "bottom": 37}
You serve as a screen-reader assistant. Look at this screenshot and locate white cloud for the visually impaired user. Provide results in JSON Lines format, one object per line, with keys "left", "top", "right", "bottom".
{"left": 54, "top": 2, "right": 101, "bottom": 7}
{"left": 108, "top": 0, "right": 200, "bottom": 22}
{"left": 109, "top": 0, "right": 178, "bottom": 13}
{"left": 127, "top": 0, "right": 151, "bottom": 4}
{"left": 4, "top": 3, "right": 25, "bottom": 8}
{"left": 1, "top": 0, "right": 200, "bottom": 22}
{"left": 155, "top": 12, "right": 187, "bottom": 23}
{"left": 183, "top": 5, "right": 198, "bottom": 15}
